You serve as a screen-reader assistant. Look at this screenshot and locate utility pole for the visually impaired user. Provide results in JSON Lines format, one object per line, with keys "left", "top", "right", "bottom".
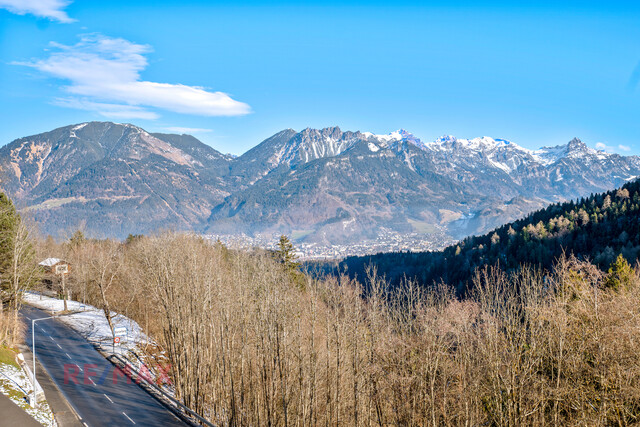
{"left": 31, "top": 318, "right": 36, "bottom": 408}
{"left": 30, "top": 310, "right": 74, "bottom": 408}
{"left": 31, "top": 316, "right": 49, "bottom": 409}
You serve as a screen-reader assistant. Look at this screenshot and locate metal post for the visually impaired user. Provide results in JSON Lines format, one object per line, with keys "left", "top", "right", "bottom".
{"left": 30, "top": 312, "right": 74, "bottom": 409}
{"left": 31, "top": 319, "right": 36, "bottom": 408}
{"left": 62, "top": 273, "right": 67, "bottom": 312}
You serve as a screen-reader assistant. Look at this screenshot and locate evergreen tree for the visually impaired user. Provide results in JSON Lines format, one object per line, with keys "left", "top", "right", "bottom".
{"left": 0, "top": 192, "right": 40, "bottom": 342}
{"left": 604, "top": 254, "right": 635, "bottom": 291}
{"left": 0, "top": 193, "right": 20, "bottom": 303}
{"left": 69, "top": 230, "right": 86, "bottom": 247}
{"left": 277, "top": 235, "right": 300, "bottom": 272}
{"left": 330, "top": 180, "right": 640, "bottom": 294}
{"left": 0, "top": 193, "right": 19, "bottom": 274}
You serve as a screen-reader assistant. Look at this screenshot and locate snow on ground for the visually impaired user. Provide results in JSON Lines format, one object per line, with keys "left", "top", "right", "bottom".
{"left": 23, "top": 292, "right": 146, "bottom": 354}
{"left": 0, "top": 357, "right": 56, "bottom": 426}
{"left": 22, "top": 292, "right": 173, "bottom": 391}
{"left": 367, "top": 142, "right": 380, "bottom": 152}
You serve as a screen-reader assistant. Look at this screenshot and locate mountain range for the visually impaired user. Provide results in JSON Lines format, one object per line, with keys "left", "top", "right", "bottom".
{"left": 1, "top": 121, "right": 638, "bottom": 243}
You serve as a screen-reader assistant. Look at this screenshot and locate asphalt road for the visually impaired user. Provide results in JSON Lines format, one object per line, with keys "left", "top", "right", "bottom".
{"left": 21, "top": 306, "right": 188, "bottom": 427}
{"left": 0, "top": 392, "right": 42, "bottom": 427}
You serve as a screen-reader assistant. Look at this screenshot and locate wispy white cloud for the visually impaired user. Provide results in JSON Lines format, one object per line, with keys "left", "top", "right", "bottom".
{"left": 53, "top": 98, "right": 160, "bottom": 120}
{"left": 0, "top": 0, "right": 74, "bottom": 23}
{"left": 163, "top": 127, "right": 213, "bottom": 134}
{"left": 17, "top": 34, "right": 251, "bottom": 119}
{"left": 595, "top": 142, "right": 632, "bottom": 153}
{"left": 628, "top": 60, "right": 640, "bottom": 92}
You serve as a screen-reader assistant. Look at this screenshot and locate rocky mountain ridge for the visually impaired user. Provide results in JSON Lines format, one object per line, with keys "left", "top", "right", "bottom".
{"left": 1, "top": 121, "right": 638, "bottom": 244}
{"left": 0, "top": 122, "right": 232, "bottom": 236}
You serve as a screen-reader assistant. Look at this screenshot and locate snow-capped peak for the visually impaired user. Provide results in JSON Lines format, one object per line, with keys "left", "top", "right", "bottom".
{"left": 435, "top": 135, "right": 457, "bottom": 143}
{"left": 365, "top": 129, "right": 428, "bottom": 150}
{"left": 532, "top": 138, "right": 613, "bottom": 165}
{"left": 68, "top": 122, "right": 89, "bottom": 138}
{"left": 274, "top": 126, "right": 364, "bottom": 166}
{"left": 427, "top": 135, "right": 519, "bottom": 152}
{"left": 269, "top": 127, "right": 625, "bottom": 175}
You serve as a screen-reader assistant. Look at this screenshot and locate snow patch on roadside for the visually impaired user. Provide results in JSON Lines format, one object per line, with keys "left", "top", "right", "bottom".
{"left": 22, "top": 292, "right": 173, "bottom": 393}
{"left": 0, "top": 361, "right": 55, "bottom": 426}
{"left": 23, "top": 292, "right": 146, "bottom": 355}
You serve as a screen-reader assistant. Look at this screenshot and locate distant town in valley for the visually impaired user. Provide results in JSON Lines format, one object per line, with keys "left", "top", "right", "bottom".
{"left": 206, "top": 227, "right": 456, "bottom": 260}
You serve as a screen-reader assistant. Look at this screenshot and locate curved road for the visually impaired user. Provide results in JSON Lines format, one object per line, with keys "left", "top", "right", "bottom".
{"left": 22, "top": 306, "right": 187, "bottom": 427}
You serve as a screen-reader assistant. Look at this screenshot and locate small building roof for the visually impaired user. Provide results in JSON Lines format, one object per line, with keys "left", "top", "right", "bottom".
{"left": 39, "top": 258, "right": 65, "bottom": 267}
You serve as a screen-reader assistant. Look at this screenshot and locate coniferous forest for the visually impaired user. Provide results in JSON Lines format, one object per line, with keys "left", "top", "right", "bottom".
{"left": 330, "top": 179, "right": 640, "bottom": 294}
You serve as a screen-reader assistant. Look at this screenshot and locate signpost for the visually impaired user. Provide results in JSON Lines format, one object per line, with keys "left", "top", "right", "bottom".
{"left": 54, "top": 264, "right": 68, "bottom": 275}
{"left": 113, "top": 326, "right": 128, "bottom": 354}
{"left": 54, "top": 263, "right": 70, "bottom": 311}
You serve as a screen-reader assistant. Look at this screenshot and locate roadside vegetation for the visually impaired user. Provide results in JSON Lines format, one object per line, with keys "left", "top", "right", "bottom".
{"left": 0, "top": 344, "right": 56, "bottom": 426}
{"left": 0, "top": 193, "right": 53, "bottom": 425}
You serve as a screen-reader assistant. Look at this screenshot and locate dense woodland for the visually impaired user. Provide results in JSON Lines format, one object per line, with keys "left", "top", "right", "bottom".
{"left": 331, "top": 179, "right": 640, "bottom": 294}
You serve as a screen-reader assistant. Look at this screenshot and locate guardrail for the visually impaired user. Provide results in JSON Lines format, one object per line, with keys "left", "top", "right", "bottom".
{"left": 107, "top": 353, "right": 214, "bottom": 427}
{"left": 25, "top": 290, "right": 214, "bottom": 425}
{"left": 0, "top": 369, "right": 30, "bottom": 399}
{"left": 16, "top": 354, "right": 45, "bottom": 405}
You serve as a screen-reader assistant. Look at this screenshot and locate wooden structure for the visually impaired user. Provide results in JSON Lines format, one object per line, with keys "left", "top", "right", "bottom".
{"left": 38, "top": 258, "right": 71, "bottom": 275}
{"left": 38, "top": 259, "right": 72, "bottom": 310}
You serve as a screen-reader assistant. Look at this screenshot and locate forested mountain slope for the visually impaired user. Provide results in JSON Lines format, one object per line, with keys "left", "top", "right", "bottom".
{"left": 333, "top": 179, "right": 640, "bottom": 293}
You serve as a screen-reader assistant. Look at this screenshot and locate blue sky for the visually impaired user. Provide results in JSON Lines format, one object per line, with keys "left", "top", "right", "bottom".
{"left": 1, "top": 1, "right": 639, "bottom": 155}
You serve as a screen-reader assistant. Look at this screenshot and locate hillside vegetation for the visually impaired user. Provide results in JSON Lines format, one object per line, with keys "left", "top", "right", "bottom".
{"left": 29, "top": 229, "right": 637, "bottom": 425}
{"left": 335, "top": 179, "right": 640, "bottom": 293}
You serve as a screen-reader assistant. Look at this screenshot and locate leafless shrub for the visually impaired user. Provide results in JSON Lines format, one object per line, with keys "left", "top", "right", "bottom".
{"left": 60, "top": 234, "right": 640, "bottom": 426}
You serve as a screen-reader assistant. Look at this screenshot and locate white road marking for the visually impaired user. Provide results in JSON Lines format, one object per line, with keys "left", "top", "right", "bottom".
{"left": 75, "top": 364, "right": 83, "bottom": 372}
{"left": 122, "top": 412, "right": 136, "bottom": 424}
{"left": 83, "top": 423, "right": 89, "bottom": 427}
{"left": 103, "top": 393, "right": 113, "bottom": 403}
{"left": 65, "top": 352, "right": 72, "bottom": 359}
{"left": 49, "top": 336, "right": 54, "bottom": 341}
{"left": 57, "top": 343, "right": 62, "bottom": 349}
{"left": 89, "top": 377, "right": 95, "bottom": 385}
